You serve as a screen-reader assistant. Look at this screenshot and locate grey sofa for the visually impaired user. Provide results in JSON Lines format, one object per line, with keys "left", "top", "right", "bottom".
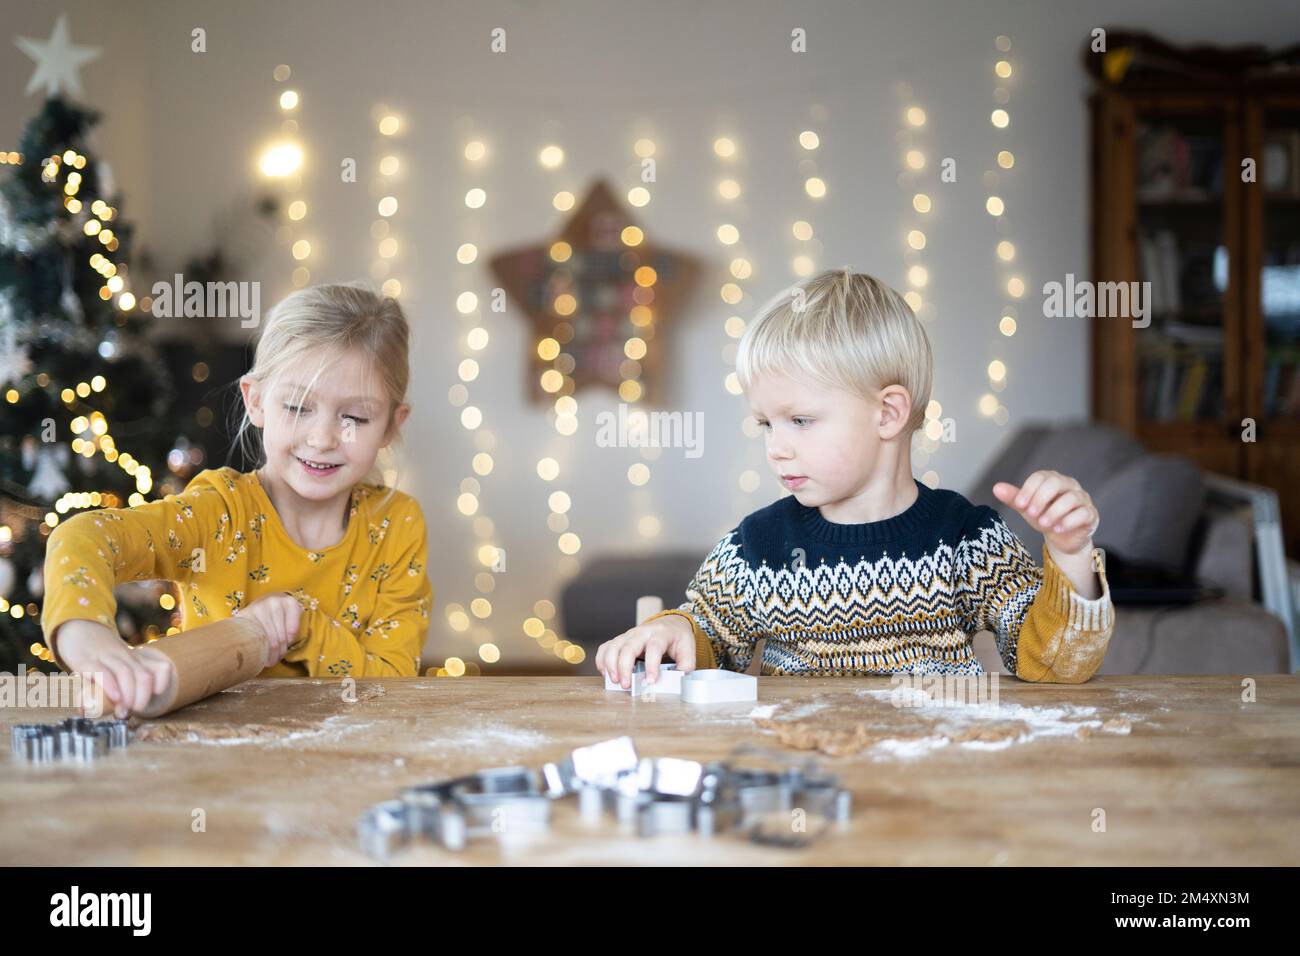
{"left": 964, "top": 421, "right": 1294, "bottom": 676}
{"left": 561, "top": 422, "right": 1295, "bottom": 675}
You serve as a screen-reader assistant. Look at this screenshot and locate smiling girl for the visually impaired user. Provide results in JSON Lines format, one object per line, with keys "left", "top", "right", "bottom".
{"left": 42, "top": 284, "right": 433, "bottom": 717}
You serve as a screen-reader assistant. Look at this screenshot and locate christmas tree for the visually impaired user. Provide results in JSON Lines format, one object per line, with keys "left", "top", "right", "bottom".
{"left": 0, "top": 92, "right": 208, "bottom": 673}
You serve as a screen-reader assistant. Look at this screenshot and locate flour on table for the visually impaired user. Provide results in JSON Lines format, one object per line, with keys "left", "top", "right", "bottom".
{"left": 783, "top": 700, "right": 831, "bottom": 719}
{"left": 425, "top": 722, "right": 547, "bottom": 752}
{"left": 871, "top": 736, "right": 952, "bottom": 759}
{"left": 134, "top": 714, "right": 374, "bottom": 748}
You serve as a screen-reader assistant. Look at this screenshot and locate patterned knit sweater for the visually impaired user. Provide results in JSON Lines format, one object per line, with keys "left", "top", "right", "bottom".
{"left": 646, "top": 478, "right": 1115, "bottom": 683}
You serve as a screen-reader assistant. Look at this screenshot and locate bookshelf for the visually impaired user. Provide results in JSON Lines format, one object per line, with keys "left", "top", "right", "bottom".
{"left": 1089, "top": 33, "right": 1300, "bottom": 558}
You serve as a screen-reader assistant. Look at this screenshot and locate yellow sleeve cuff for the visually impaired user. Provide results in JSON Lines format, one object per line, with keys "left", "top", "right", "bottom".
{"left": 1016, "top": 545, "right": 1115, "bottom": 683}
{"left": 1040, "top": 544, "right": 1114, "bottom": 633}
{"left": 642, "top": 609, "right": 718, "bottom": 669}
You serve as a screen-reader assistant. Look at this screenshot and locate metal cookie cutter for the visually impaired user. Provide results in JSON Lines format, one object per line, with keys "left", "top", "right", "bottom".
{"left": 11, "top": 725, "right": 56, "bottom": 763}
{"left": 703, "top": 749, "right": 851, "bottom": 846}
{"left": 695, "top": 764, "right": 782, "bottom": 836}
{"left": 397, "top": 780, "right": 461, "bottom": 851}
{"left": 445, "top": 766, "right": 551, "bottom": 849}
{"left": 540, "top": 736, "right": 661, "bottom": 824}
{"left": 623, "top": 757, "right": 705, "bottom": 836}
{"left": 94, "top": 718, "right": 131, "bottom": 751}
{"left": 357, "top": 799, "right": 415, "bottom": 861}
{"left": 396, "top": 766, "right": 551, "bottom": 853}
{"left": 542, "top": 735, "right": 640, "bottom": 798}
{"left": 575, "top": 756, "right": 706, "bottom": 835}
{"left": 10, "top": 718, "right": 130, "bottom": 763}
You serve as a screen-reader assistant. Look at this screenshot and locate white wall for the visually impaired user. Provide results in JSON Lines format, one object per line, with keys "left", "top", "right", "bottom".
{"left": 4, "top": 0, "right": 1297, "bottom": 666}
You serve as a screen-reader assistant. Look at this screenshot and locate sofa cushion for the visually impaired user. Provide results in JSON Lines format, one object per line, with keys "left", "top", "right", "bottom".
{"left": 972, "top": 421, "right": 1148, "bottom": 553}
{"left": 972, "top": 599, "right": 1290, "bottom": 674}
{"left": 1096, "top": 600, "right": 1291, "bottom": 674}
{"left": 1010, "top": 422, "right": 1146, "bottom": 496}
{"left": 1091, "top": 454, "right": 1206, "bottom": 568}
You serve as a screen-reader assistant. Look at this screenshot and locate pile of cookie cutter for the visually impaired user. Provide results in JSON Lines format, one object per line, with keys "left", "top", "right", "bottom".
{"left": 545, "top": 738, "right": 850, "bottom": 842}
{"left": 10, "top": 717, "right": 131, "bottom": 763}
{"left": 357, "top": 736, "right": 850, "bottom": 859}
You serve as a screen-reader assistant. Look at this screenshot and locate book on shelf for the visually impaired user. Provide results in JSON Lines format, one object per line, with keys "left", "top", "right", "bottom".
{"left": 1139, "top": 229, "right": 1183, "bottom": 315}
{"left": 1177, "top": 357, "right": 1208, "bottom": 421}
{"left": 1264, "top": 358, "right": 1283, "bottom": 418}
{"left": 1141, "top": 352, "right": 1222, "bottom": 422}
{"left": 1275, "top": 361, "right": 1297, "bottom": 418}
{"left": 1263, "top": 131, "right": 1300, "bottom": 197}
{"left": 1197, "top": 359, "right": 1222, "bottom": 420}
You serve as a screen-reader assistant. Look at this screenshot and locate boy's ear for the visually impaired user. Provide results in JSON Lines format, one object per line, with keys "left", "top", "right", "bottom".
{"left": 240, "top": 377, "right": 266, "bottom": 428}
{"left": 383, "top": 402, "right": 411, "bottom": 446}
{"left": 877, "top": 384, "right": 913, "bottom": 439}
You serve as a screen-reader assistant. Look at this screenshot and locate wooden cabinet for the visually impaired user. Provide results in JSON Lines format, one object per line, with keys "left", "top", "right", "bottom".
{"left": 1090, "top": 40, "right": 1300, "bottom": 557}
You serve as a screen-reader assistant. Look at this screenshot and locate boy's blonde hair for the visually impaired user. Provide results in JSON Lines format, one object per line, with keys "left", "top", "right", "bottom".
{"left": 736, "top": 268, "right": 932, "bottom": 435}
{"left": 232, "top": 283, "right": 411, "bottom": 496}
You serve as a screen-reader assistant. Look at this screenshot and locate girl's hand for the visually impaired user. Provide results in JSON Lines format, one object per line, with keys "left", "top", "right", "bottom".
{"left": 234, "top": 592, "right": 304, "bottom": 668}
{"left": 993, "top": 470, "right": 1100, "bottom": 558}
{"left": 53, "top": 619, "right": 175, "bottom": 719}
{"left": 595, "top": 614, "right": 697, "bottom": 689}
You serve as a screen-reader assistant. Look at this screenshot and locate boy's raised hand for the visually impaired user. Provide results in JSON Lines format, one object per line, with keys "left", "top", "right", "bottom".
{"left": 596, "top": 613, "right": 697, "bottom": 689}
{"left": 993, "top": 469, "right": 1100, "bottom": 557}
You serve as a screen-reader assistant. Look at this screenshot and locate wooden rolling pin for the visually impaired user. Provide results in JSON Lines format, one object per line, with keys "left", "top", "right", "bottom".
{"left": 126, "top": 616, "right": 270, "bottom": 718}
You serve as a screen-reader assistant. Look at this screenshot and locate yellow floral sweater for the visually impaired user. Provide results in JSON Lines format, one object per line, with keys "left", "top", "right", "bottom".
{"left": 41, "top": 467, "right": 432, "bottom": 678}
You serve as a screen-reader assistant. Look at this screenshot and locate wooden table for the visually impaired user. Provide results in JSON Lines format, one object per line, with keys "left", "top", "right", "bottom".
{"left": 3, "top": 675, "right": 1298, "bottom": 865}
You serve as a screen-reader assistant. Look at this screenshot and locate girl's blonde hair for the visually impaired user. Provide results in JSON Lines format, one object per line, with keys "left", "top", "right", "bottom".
{"left": 736, "top": 268, "right": 933, "bottom": 435}
{"left": 232, "top": 283, "right": 411, "bottom": 498}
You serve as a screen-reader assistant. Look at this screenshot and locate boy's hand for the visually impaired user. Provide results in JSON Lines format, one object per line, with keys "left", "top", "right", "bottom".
{"left": 53, "top": 619, "right": 175, "bottom": 719}
{"left": 994, "top": 469, "right": 1100, "bottom": 558}
{"left": 234, "top": 593, "right": 303, "bottom": 668}
{"left": 595, "top": 614, "right": 697, "bottom": 689}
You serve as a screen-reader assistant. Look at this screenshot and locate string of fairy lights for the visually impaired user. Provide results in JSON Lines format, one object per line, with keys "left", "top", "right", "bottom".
{"left": 476, "top": 139, "right": 568, "bottom": 665}
{"left": 533, "top": 141, "right": 579, "bottom": 570}
{"left": 371, "top": 105, "right": 404, "bottom": 496}
{"left": 981, "top": 34, "right": 1019, "bottom": 429}
{"left": 728, "top": 119, "right": 830, "bottom": 516}
{"left": 790, "top": 118, "right": 827, "bottom": 281}
{"left": 623, "top": 136, "right": 665, "bottom": 546}
{"left": 370, "top": 104, "right": 404, "bottom": 302}
{"left": 440, "top": 133, "right": 501, "bottom": 677}
{"left": 894, "top": 86, "right": 945, "bottom": 489}
{"left": 526, "top": 138, "right": 582, "bottom": 666}
{"left": 711, "top": 134, "right": 759, "bottom": 523}
{"left": 260, "top": 65, "right": 311, "bottom": 290}
{"left": 0, "top": 138, "right": 166, "bottom": 660}
{"left": 622, "top": 141, "right": 653, "bottom": 412}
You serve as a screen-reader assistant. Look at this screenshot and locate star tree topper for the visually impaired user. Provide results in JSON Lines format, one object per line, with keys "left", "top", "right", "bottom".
{"left": 491, "top": 180, "right": 699, "bottom": 405}
{"left": 16, "top": 14, "right": 102, "bottom": 100}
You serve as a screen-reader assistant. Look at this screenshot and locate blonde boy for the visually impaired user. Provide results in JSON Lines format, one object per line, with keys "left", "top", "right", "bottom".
{"left": 597, "top": 269, "right": 1113, "bottom": 686}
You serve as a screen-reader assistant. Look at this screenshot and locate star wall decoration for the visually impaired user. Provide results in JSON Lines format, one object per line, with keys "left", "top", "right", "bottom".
{"left": 490, "top": 179, "right": 699, "bottom": 405}
{"left": 16, "top": 14, "right": 102, "bottom": 100}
